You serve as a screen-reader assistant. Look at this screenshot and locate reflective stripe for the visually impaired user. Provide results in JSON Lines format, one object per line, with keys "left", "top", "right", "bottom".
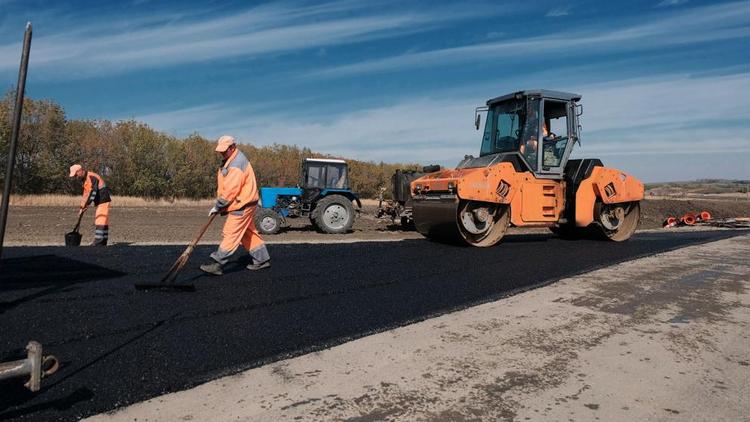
{"left": 248, "top": 244, "right": 270, "bottom": 264}
{"left": 210, "top": 248, "right": 234, "bottom": 265}
{"left": 228, "top": 151, "right": 249, "bottom": 172}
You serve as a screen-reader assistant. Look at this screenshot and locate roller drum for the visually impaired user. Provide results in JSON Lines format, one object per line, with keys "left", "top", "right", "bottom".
{"left": 412, "top": 196, "right": 461, "bottom": 241}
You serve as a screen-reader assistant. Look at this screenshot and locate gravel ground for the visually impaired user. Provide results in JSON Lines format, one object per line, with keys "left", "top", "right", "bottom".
{"left": 0, "top": 230, "right": 741, "bottom": 421}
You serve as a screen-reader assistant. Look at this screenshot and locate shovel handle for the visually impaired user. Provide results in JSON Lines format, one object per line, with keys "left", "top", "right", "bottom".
{"left": 73, "top": 208, "right": 86, "bottom": 232}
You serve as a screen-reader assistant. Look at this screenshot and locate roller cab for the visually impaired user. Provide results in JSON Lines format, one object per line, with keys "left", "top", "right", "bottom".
{"left": 411, "top": 90, "right": 644, "bottom": 247}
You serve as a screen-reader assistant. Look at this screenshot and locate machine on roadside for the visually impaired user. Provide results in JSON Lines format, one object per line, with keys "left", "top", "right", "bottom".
{"left": 411, "top": 89, "right": 644, "bottom": 247}
{"left": 377, "top": 165, "right": 440, "bottom": 228}
{"left": 254, "top": 158, "right": 361, "bottom": 235}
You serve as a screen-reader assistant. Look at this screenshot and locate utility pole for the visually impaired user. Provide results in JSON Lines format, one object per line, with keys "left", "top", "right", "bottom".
{"left": 0, "top": 22, "right": 32, "bottom": 260}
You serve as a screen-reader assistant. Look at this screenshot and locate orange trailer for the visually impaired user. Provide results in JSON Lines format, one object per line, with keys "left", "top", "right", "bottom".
{"left": 411, "top": 90, "right": 643, "bottom": 247}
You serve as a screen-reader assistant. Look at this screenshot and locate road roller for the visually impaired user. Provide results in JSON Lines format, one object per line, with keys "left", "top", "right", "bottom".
{"left": 411, "top": 89, "right": 644, "bottom": 247}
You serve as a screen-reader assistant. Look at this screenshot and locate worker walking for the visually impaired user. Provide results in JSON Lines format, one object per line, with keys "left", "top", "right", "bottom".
{"left": 69, "top": 164, "right": 111, "bottom": 246}
{"left": 200, "top": 135, "right": 271, "bottom": 276}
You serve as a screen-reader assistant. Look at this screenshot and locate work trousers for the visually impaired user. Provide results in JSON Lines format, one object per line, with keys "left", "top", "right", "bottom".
{"left": 210, "top": 205, "right": 270, "bottom": 266}
{"left": 93, "top": 202, "right": 110, "bottom": 246}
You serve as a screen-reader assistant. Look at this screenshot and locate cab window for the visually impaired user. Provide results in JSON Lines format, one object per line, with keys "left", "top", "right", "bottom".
{"left": 541, "top": 100, "right": 569, "bottom": 169}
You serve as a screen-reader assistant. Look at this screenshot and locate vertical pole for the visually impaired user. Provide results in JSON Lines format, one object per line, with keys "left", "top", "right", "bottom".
{"left": 0, "top": 22, "right": 32, "bottom": 260}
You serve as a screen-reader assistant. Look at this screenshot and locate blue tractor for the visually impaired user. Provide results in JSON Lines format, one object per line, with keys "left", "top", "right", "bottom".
{"left": 254, "top": 158, "right": 362, "bottom": 235}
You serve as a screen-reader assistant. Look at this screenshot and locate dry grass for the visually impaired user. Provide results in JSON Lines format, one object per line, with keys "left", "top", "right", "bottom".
{"left": 4, "top": 195, "right": 381, "bottom": 207}
{"left": 359, "top": 198, "right": 380, "bottom": 206}
{"left": 5, "top": 194, "right": 214, "bottom": 207}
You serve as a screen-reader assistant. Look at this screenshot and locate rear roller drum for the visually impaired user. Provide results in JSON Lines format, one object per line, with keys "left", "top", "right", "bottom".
{"left": 595, "top": 201, "right": 640, "bottom": 241}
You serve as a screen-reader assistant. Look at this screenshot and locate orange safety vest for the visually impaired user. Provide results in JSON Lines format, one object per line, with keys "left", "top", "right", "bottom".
{"left": 81, "top": 171, "right": 111, "bottom": 208}
{"left": 216, "top": 149, "right": 259, "bottom": 212}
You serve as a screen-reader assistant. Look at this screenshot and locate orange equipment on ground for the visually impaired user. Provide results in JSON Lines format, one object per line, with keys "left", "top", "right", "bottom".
{"left": 681, "top": 213, "right": 697, "bottom": 226}
{"left": 411, "top": 90, "right": 644, "bottom": 247}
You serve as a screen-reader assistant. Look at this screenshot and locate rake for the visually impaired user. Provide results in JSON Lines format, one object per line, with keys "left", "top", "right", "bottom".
{"left": 135, "top": 214, "right": 217, "bottom": 292}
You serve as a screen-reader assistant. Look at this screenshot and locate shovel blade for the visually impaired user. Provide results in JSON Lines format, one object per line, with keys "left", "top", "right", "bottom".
{"left": 134, "top": 283, "right": 196, "bottom": 292}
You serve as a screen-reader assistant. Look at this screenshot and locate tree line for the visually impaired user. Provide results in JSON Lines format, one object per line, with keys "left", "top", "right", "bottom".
{"left": 0, "top": 92, "right": 420, "bottom": 199}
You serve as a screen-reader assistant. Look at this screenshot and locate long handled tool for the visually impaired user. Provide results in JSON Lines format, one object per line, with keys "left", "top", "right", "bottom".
{"left": 64, "top": 209, "right": 86, "bottom": 246}
{"left": 135, "top": 214, "right": 217, "bottom": 292}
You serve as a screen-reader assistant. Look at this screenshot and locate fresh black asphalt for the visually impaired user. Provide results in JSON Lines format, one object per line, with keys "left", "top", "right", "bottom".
{"left": 0, "top": 230, "right": 741, "bottom": 421}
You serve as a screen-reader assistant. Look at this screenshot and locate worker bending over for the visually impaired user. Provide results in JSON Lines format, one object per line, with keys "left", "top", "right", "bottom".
{"left": 201, "top": 135, "right": 271, "bottom": 275}
{"left": 69, "top": 164, "right": 111, "bottom": 246}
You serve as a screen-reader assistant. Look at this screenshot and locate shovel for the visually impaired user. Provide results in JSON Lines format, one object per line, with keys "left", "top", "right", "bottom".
{"left": 64, "top": 209, "right": 86, "bottom": 246}
{"left": 134, "top": 214, "right": 217, "bottom": 292}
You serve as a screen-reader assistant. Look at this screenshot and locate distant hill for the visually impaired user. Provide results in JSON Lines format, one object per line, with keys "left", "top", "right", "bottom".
{"left": 646, "top": 180, "right": 750, "bottom": 197}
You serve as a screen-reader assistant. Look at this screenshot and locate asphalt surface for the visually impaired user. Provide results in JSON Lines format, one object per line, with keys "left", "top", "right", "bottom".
{"left": 0, "top": 230, "right": 742, "bottom": 421}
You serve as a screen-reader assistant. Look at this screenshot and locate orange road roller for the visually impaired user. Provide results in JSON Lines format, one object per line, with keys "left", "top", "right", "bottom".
{"left": 411, "top": 89, "right": 644, "bottom": 247}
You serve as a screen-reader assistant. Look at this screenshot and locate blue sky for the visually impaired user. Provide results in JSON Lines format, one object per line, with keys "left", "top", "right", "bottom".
{"left": 1, "top": 0, "right": 748, "bottom": 182}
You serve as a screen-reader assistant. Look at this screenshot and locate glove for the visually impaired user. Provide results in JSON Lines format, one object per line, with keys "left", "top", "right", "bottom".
{"left": 209, "top": 206, "right": 220, "bottom": 217}
{"left": 78, "top": 206, "right": 87, "bottom": 215}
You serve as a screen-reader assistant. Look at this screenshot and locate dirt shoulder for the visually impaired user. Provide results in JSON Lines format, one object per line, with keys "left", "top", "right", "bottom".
{"left": 2, "top": 198, "right": 747, "bottom": 246}
{"left": 86, "top": 233, "right": 750, "bottom": 421}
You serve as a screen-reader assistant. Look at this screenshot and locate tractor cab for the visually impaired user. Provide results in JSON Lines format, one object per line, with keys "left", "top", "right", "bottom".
{"left": 255, "top": 158, "right": 360, "bottom": 235}
{"left": 470, "top": 89, "right": 582, "bottom": 177}
{"left": 302, "top": 158, "right": 350, "bottom": 190}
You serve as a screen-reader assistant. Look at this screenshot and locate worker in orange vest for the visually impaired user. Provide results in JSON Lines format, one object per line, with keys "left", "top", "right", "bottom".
{"left": 69, "top": 164, "right": 111, "bottom": 246}
{"left": 200, "top": 135, "right": 271, "bottom": 275}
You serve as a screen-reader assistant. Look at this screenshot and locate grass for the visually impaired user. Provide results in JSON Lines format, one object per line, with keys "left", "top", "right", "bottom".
{"left": 5, "top": 194, "right": 214, "bottom": 207}
{"left": 4, "top": 195, "right": 382, "bottom": 207}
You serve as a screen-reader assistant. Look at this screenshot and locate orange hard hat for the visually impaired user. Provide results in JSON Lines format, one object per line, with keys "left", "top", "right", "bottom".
{"left": 69, "top": 164, "right": 82, "bottom": 178}
{"left": 215, "top": 135, "right": 236, "bottom": 152}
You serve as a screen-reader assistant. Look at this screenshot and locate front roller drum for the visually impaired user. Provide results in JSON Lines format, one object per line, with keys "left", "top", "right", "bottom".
{"left": 413, "top": 197, "right": 510, "bottom": 247}
{"left": 413, "top": 197, "right": 461, "bottom": 241}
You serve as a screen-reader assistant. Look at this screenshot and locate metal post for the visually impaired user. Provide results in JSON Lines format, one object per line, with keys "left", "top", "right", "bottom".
{"left": 0, "top": 22, "right": 32, "bottom": 260}
{"left": 0, "top": 341, "right": 58, "bottom": 392}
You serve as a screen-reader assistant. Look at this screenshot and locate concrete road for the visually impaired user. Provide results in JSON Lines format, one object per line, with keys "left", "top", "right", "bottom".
{"left": 0, "top": 230, "right": 743, "bottom": 421}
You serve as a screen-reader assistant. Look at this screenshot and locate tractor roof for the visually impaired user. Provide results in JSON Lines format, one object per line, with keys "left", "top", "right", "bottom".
{"left": 487, "top": 89, "right": 581, "bottom": 105}
{"left": 305, "top": 158, "right": 346, "bottom": 164}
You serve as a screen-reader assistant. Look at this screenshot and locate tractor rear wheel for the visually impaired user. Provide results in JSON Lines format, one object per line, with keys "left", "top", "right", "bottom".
{"left": 312, "top": 195, "right": 355, "bottom": 234}
{"left": 594, "top": 201, "right": 640, "bottom": 241}
{"left": 254, "top": 208, "right": 282, "bottom": 235}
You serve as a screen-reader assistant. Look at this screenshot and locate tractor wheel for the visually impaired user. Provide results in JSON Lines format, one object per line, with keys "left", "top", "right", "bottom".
{"left": 254, "top": 208, "right": 282, "bottom": 235}
{"left": 312, "top": 195, "right": 355, "bottom": 234}
{"left": 594, "top": 201, "right": 640, "bottom": 241}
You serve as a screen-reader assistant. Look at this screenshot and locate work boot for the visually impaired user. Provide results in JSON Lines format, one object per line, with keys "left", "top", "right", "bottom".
{"left": 200, "top": 261, "right": 224, "bottom": 276}
{"left": 246, "top": 260, "right": 271, "bottom": 271}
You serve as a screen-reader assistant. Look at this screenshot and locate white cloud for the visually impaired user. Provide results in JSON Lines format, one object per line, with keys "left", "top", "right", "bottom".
{"left": 657, "top": 0, "right": 689, "bottom": 7}
{"left": 0, "top": 1, "right": 497, "bottom": 78}
{"left": 309, "top": 1, "right": 750, "bottom": 78}
{"left": 545, "top": 6, "right": 571, "bottom": 17}
{"left": 130, "top": 70, "right": 750, "bottom": 181}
